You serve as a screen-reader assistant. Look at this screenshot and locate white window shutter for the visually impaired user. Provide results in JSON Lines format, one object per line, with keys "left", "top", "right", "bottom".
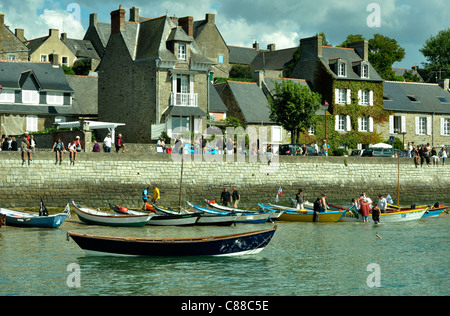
{"left": 335, "top": 89, "right": 339, "bottom": 104}
{"left": 190, "top": 75, "right": 194, "bottom": 93}
{"left": 426, "top": 116, "right": 432, "bottom": 135}
{"left": 346, "top": 115, "right": 351, "bottom": 131}
{"left": 369, "top": 117, "right": 374, "bottom": 133}
{"left": 401, "top": 116, "right": 406, "bottom": 133}
{"left": 335, "top": 115, "right": 339, "bottom": 131}
{"left": 415, "top": 117, "right": 419, "bottom": 135}
{"left": 346, "top": 89, "right": 351, "bottom": 104}
{"left": 172, "top": 74, "right": 177, "bottom": 93}
{"left": 357, "top": 117, "right": 362, "bottom": 131}
{"left": 441, "top": 118, "right": 445, "bottom": 136}
{"left": 358, "top": 90, "right": 362, "bottom": 105}
{"left": 389, "top": 116, "right": 394, "bottom": 134}
{"left": 369, "top": 91, "right": 374, "bottom": 106}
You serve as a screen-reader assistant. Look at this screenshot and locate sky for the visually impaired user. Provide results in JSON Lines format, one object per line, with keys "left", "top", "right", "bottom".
{"left": 1, "top": 0, "right": 449, "bottom": 69}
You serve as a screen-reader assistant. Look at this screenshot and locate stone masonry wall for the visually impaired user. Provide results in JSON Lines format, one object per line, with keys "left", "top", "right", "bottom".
{"left": 0, "top": 151, "right": 449, "bottom": 209}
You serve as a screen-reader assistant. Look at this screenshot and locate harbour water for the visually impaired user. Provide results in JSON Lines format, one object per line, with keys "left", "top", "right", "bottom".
{"left": 0, "top": 213, "right": 448, "bottom": 296}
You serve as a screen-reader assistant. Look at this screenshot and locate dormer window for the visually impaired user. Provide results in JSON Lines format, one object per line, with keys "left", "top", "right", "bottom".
{"left": 362, "top": 64, "right": 369, "bottom": 78}
{"left": 338, "top": 62, "right": 346, "bottom": 77}
{"left": 178, "top": 44, "right": 186, "bottom": 61}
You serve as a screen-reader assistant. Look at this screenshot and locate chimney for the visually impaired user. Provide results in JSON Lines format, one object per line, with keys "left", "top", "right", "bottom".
{"left": 0, "top": 14, "right": 4, "bottom": 26}
{"left": 412, "top": 65, "right": 418, "bottom": 72}
{"left": 178, "top": 16, "right": 193, "bottom": 37}
{"left": 111, "top": 5, "right": 126, "bottom": 35}
{"left": 300, "top": 35, "right": 322, "bottom": 59}
{"left": 49, "top": 53, "right": 59, "bottom": 67}
{"left": 15, "top": 29, "right": 25, "bottom": 42}
{"left": 438, "top": 79, "right": 449, "bottom": 91}
{"left": 347, "top": 40, "right": 369, "bottom": 61}
{"left": 254, "top": 70, "right": 265, "bottom": 88}
{"left": 61, "top": 33, "right": 67, "bottom": 41}
{"left": 89, "top": 13, "right": 97, "bottom": 27}
{"left": 129, "top": 7, "right": 140, "bottom": 22}
{"left": 49, "top": 29, "right": 59, "bottom": 38}
{"left": 267, "top": 43, "right": 276, "bottom": 51}
{"left": 253, "top": 41, "right": 260, "bottom": 51}
{"left": 206, "top": 13, "right": 215, "bottom": 25}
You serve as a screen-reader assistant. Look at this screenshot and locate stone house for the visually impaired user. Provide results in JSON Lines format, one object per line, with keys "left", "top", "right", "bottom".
{"left": 60, "top": 33, "right": 101, "bottom": 72}
{"left": 381, "top": 80, "right": 450, "bottom": 148}
{"left": 193, "top": 14, "right": 230, "bottom": 79}
{"left": 0, "top": 59, "right": 75, "bottom": 136}
{"left": 214, "top": 73, "right": 286, "bottom": 144}
{"left": 250, "top": 45, "right": 297, "bottom": 78}
{"left": 97, "top": 6, "right": 219, "bottom": 143}
{"left": 290, "top": 36, "right": 385, "bottom": 149}
{"left": 0, "top": 14, "right": 28, "bottom": 61}
{"left": 24, "top": 29, "right": 77, "bottom": 67}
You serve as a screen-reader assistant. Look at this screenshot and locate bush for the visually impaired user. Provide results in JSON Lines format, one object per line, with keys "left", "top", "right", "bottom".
{"left": 332, "top": 148, "right": 349, "bottom": 156}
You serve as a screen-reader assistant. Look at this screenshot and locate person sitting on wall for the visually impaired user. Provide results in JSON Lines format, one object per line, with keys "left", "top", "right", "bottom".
{"left": 115, "top": 134, "right": 125, "bottom": 153}
{"left": 52, "top": 138, "right": 65, "bottom": 165}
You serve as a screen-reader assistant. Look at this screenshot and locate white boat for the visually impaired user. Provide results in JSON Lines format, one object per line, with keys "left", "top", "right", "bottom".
{"left": 72, "top": 202, "right": 152, "bottom": 227}
{"left": 342, "top": 208, "right": 427, "bottom": 223}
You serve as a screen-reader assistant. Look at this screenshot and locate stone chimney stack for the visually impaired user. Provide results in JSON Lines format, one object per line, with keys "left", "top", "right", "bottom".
{"left": 300, "top": 36, "right": 322, "bottom": 60}
{"left": 254, "top": 70, "right": 265, "bottom": 88}
{"left": 267, "top": 43, "right": 276, "bottom": 51}
{"left": 61, "top": 33, "right": 67, "bottom": 41}
{"left": 253, "top": 41, "right": 260, "bottom": 51}
{"left": 111, "top": 5, "right": 126, "bottom": 35}
{"left": 206, "top": 13, "right": 215, "bottom": 24}
{"left": 129, "top": 7, "right": 140, "bottom": 22}
{"left": 0, "top": 14, "right": 4, "bottom": 26}
{"left": 347, "top": 40, "right": 369, "bottom": 60}
{"left": 15, "top": 29, "right": 25, "bottom": 42}
{"left": 49, "top": 29, "right": 59, "bottom": 38}
{"left": 89, "top": 13, "right": 97, "bottom": 27}
{"left": 178, "top": 16, "right": 194, "bottom": 37}
{"left": 439, "top": 78, "right": 450, "bottom": 91}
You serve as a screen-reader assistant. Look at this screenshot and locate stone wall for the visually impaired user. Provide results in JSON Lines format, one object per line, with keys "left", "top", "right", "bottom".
{"left": 1, "top": 151, "right": 449, "bottom": 209}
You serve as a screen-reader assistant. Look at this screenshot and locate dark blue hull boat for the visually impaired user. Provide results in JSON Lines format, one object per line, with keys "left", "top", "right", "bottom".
{"left": 68, "top": 225, "right": 277, "bottom": 257}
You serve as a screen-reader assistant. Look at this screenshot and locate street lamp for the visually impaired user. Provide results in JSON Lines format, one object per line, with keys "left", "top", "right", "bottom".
{"left": 322, "top": 101, "right": 329, "bottom": 141}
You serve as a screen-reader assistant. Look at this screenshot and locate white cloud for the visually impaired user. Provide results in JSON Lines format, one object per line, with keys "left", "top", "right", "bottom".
{"left": 38, "top": 8, "right": 85, "bottom": 39}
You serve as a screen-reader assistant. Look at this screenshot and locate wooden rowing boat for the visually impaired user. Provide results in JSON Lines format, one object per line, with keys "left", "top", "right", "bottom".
{"left": 387, "top": 203, "right": 447, "bottom": 218}
{"left": 110, "top": 203, "right": 200, "bottom": 226}
{"left": 68, "top": 225, "right": 278, "bottom": 257}
{"left": 258, "top": 203, "right": 346, "bottom": 222}
{"left": 0, "top": 204, "right": 70, "bottom": 228}
{"left": 72, "top": 202, "right": 152, "bottom": 227}
{"left": 188, "top": 201, "right": 272, "bottom": 224}
{"left": 342, "top": 207, "right": 427, "bottom": 223}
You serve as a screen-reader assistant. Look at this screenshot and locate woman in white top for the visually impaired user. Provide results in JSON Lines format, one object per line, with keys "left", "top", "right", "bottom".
{"left": 440, "top": 146, "right": 447, "bottom": 165}
{"left": 68, "top": 139, "right": 77, "bottom": 165}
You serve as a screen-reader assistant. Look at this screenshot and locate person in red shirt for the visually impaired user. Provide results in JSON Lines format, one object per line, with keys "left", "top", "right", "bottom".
{"left": 360, "top": 199, "right": 371, "bottom": 223}
{"left": 115, "top": 134, "right": 125, "bottom": 153}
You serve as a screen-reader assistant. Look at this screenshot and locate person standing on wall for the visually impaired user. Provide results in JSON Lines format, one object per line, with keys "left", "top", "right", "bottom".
{"left": 103, "top": 133, "right": 112, "bottom": 153}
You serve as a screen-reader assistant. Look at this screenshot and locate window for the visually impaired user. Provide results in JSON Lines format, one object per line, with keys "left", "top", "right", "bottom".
{"left": 40, "top": 55, "right": 47, "bottom": 62}
{"left": 218, "top": 55, "right": 224, "bottom": 63}
{"left": 360, "top": 90, "right": 369, "bottom": 105}
{"left": 415, "top": 116, "right": 431, "bottom": 135}
{"left": 441, "top": 118, "right": 450, "bottom": 136}
{"left": 358, "top": 117, "right": 373, "bottom": 132}
{"left": 271, "top": 126, "right": 282, "bottom": 142}
{"left": 338, "top": 63, "right": 346, "bottom": 77}
{"left": 46, "top": 92, "right": 64, "bottom": 105}
{"left": 0, "top": 90, "right": 15, "bottom": 103}
{"left": 438, "top": 97, "right": 448, "bottom": 103}
{"left": 178, "top": 44, "right": 186, "bottom": 60}
{"left": 172, "top": 116, "right": 190, "bottom": 135}
{"left": 362, "top": 64, "right": 369, "bottom": 78}
{"left": 308, "top": 126, "right": 315, "bottom": 135}
{"left": 22, "top": 90, "right": 40, "bottom": 104}
{"left": 26, "top": 115, "right": 38, "bottom": 132}
{"left": 337, "top": 89, "right": 346, "bottom": 105}
{"left": 335, "top": 115, "right": 351, "bottom": 132}
{"left": 8, "top": 55, "right": 16, "bottom": 61}
{"left": 62, "top": 57, "right": 68, "bottom": 67}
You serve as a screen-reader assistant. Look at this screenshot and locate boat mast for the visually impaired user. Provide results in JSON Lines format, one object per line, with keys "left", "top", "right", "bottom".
{"left": 178, "top": 153, "right": 184, "bottom": 210}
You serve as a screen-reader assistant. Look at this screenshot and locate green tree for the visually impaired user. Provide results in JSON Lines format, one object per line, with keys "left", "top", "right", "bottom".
{"left": 420, "top": 28, "right": 450, "bottom": 82}
{"left": 338, "top": 34, "right": 365, "bottom": 48}
{"left": 368, "top": 34, "right": 405, "bottom": 80}
{"left": 229, "top": 64, "right": 253, "bottom": 79}
{"left": 268, "top": 79, "right": 322, "bottom": 144}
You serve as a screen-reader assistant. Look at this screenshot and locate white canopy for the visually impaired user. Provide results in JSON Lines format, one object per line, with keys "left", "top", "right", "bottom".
{"left": 371, "top": 143, "right": 392, "bottom": 149}
{"left": 55, "top": 120, "right": 125, "bottom": 143}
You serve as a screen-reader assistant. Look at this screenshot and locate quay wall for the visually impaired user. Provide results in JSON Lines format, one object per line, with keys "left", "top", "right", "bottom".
{"left": 0, "top": 151, "right": 449, "bottom": 209}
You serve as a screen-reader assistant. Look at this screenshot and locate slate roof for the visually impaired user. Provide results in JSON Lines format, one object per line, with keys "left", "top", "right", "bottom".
{"left": 0, "top": 60, "right": 74, "bottom": 92}
{"left": 224, "top": 81, "right": 273, "bottom": 124}
{"left": 228, "top": 45, "right": 259, "bottom": 65}
{"left": 383, "top": 81, "right": 450, "bottom": 114}
{"left": 392, "top": 67, "right": 424, "bottom": 82}
{"left": 320, "top": 46, "right": 383, "bottom": 82}
{"left": 62, "top": 38, "right": 100, "bottom": 60}
{"left": 208, "top": 81, "right": 227, "bottom": 113}
{"left": 250, "top": 47, "right": 297, "bottom": 71}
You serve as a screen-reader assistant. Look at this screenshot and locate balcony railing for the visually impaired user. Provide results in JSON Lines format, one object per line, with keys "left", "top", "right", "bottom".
{"left": 170, "top": 92, "right": 198, "bottom": 107}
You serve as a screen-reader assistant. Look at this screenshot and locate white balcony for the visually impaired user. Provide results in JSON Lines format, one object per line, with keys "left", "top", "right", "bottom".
{"left": 170, "top": 92, "right": 198, "bottom": 107}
